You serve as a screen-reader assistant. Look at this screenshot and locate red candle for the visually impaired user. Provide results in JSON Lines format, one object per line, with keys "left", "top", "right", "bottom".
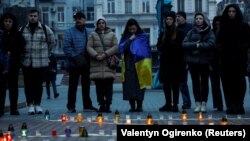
{"left": 3, "top": 133, "right": 7, "bottom": 141}
{"left": 6, "top": 132, "right": 12, "bottom": 141}
{"left": 51, "top": 130, "right": 57, "bottom": 136}
{"left": 61, "top": 114, "right": 67, "bottom": 122}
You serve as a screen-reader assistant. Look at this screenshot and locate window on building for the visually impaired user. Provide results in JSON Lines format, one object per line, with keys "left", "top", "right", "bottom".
{"left": 87, "top": 7, "right": 94, "bottom": 21}
{"left": 125, "top": 0, "right": 132, "bottom": 14}
{"left": 142, "top": 0, "right": 150, "bottom": 13}
{"left": 195, "top": 0, "right": 202, "bottom": 12}
{"left": 42, "top": 7, "right": 49, "bottom": 25}
{"left": 57, "top": 7, "right": 64, "bottom": 22}
{"left": 108, "top": 0, "right": 115, "bottom": 14}
{"left": 57, "top": 34, "right": 64, "bottom": 51}
{"left": 177, "top": 0, "right": 185, "bottom": 11}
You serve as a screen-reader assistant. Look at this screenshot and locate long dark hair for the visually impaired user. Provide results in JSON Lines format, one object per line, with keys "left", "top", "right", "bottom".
{"left": 121, "top": 18, "right": 144, "bottom": 38}
{"left": 0, "top": 12, "right": 18, "bottom": 32}
{"left": 221, "top": 4, "right": 243, "bottom": 26}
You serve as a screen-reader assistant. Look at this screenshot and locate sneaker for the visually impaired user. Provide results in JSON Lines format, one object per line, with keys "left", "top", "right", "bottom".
{"left": 35, "top": 105, "right": 43, "bottom": 114}
{"left": 28, "top": 105, "right": 35, "bottom": 115}
{"left": 54, "top": 93, "right": 59, "bottom": 99}
{"left": 67, "top": 108, "right": 76, "bottom": 113}
{"left": 84, "top": 106, "right": 98, "bottom": 112}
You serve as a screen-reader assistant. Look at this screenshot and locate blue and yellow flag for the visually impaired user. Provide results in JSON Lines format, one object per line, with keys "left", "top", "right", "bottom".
{"left": 119, "top": 33, "right": 152, "bottom": 89}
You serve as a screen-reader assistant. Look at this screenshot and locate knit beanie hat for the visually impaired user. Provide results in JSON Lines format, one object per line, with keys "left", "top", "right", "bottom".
{"left": 165, "top": 11, "right": 176, "bottom": 22}
{"left": 177, "top": 11, "right": 186, "bottom": 19}
{"left": 96, "top": 16, "right": 106, "bottom": 26}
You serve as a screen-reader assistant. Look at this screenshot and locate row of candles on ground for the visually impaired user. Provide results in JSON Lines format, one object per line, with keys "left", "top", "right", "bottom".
{"left": 57, "top": 109, "right": 229, "bottom": 125}
{"left": 0, "top": 123, "right": 27, "bottom": 141}
{"left": 0, "top": 110, "right": 229, "bottom": 141}
{"left": 0, "top": 122, "right": 89, "bottom": 141}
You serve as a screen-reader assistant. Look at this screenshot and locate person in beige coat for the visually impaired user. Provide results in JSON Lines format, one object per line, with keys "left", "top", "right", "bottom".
{"left": 87, "top": 17, "right": 118, "bottom": 113}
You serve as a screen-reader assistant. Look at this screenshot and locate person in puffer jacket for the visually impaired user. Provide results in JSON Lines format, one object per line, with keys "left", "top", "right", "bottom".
{"left": 182, "top": 12, "right": 215, "bottom": 113}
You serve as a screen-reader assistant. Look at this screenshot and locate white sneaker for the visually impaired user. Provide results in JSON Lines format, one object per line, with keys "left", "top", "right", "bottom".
{"left": 35, "top": 105, "right": 43, "bottom": 114}
{"left": 28, "top": 105, "right": 35, "bottom": 115}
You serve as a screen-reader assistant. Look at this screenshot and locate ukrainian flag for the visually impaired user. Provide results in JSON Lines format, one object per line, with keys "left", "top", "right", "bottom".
{"left": 119, "top": 33, "right": 152, "bottom": 89}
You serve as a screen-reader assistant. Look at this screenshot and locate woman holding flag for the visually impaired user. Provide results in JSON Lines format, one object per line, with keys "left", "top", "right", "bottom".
{"left": 119, "top": 18, "right": 152, "bottom": 112}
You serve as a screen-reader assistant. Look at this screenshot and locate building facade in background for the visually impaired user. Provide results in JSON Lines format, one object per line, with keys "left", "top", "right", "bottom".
{"left": 217, "top": 0, "right": 250, "bottom": 24}
{"left": 0, "top": 0, "right": 217, "bottom": 65}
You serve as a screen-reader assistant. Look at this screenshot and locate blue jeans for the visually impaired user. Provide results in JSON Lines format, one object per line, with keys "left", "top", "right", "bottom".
{"left": 180, "top": 70, "right": 191, "bottom": 106}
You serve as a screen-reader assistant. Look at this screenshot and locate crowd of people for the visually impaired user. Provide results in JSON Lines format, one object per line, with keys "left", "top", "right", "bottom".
{"left": 0, "top": 3, "right": 250, "bottom": 118}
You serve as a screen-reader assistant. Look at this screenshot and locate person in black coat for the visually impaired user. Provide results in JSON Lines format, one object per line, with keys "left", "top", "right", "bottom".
{"left": 217, "top": 4, "right": 250, "bottom": 115}
{"left": 157, "top": 11, "right": 186, "bottom": 112}
{"left": 176, "top": 11, "right": 193, "bottom": 110}
{"left": 0, "top": 13, "right": 25, "bottom": 116}
{"left": 44, "top": 52, "right": 59, "bottom": 99}
{"left": 210, "top": 15, "right": 224, "bottom": 112}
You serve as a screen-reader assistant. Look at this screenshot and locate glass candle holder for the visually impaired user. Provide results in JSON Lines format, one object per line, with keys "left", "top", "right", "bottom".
{"left": 77, "top": 113, "right": 83, "bottom": 123}
{"left": 97, "top": 113, "right": 103, "bottom": 124}
{"left": 181, "top": 110, "right": 188, "bottom": 121}
{"left": 51, "top": 130, "right": 57, "bottom": 137}
{"left": 197, "top": 112, "right": 203, "bottom": 121}
{"left": 65, "top": 126, "right": 71, "bottom": 137}
{"left": 146, "top": 113, "right": 153, "bottom": 125}
{"left": 61, "top": 114, "right": 67, "bottom": 122}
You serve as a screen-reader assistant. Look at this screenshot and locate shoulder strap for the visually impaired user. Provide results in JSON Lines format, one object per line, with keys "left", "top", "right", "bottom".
{"left": 19, "top": 26, "right": 24, "bottom": 33}
{"left": 20, "top": 24, "right": 48, "bottom": 42}
{"left": 97, "top": 32, "right": 106, "bottom": 51}
{"left": 41, "top": 24, "right": 48, "bottom": 43}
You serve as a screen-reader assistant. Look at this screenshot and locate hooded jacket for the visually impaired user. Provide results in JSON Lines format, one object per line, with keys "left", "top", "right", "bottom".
{"left": 182, "top": 12, "right": 215, "bottom": 65}
{"left": 217, "top": 4, "right": 250, "bottom": 74}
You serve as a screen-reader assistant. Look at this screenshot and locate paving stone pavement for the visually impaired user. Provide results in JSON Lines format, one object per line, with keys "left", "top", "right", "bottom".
{"left": 1, "top": 73, "right": 250, "bottom": 141}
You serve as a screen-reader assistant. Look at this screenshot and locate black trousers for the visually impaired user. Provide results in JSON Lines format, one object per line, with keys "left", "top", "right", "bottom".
{"left": 22, "top": 66, "right": 46, "bottom": 106}
{"left": 162, "top": 80, "right": 180, "bottom": 106}
{"left": 67, "top": 67, "right": 92, "bottom": 110}
{"left": 209, "top": 66, "right": 223, "bottom": 109}
{"left": 221, "top": 66, "right": 246, "bottom": 109}
{"left": 94, "top": 78, "right": 113, "bottom": 106}
{"left": 0, "top": 72, "right": 7, "bottom": 114}
{"left": 189, "top": 64, "right": 210, "bottom": 102}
